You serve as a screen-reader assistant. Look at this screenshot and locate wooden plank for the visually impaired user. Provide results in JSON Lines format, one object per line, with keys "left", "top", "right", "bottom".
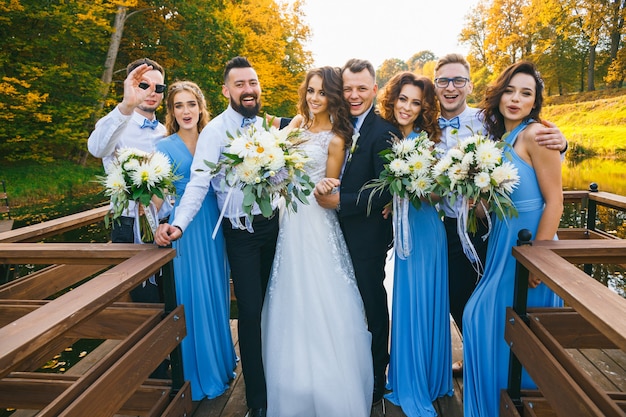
{"left": 0, "top": 219, "right": 13, "bottom": 233}
{"left": 529, "top": 239, "right": 626, "bottom": 264}
{"left": 0, "top": 206, "right": 110, "bottom": 243}
{"left": 512, "top": 246, "right": 626, "bottom": 351}
{"left": 579, "top": 349, "right": 626, "bottom": 391}
{"left": 0, "top": 242, "right": 158, "bottom": 265}
{"left": 567, "top": 349, "right": 620, "bottom": 392}
{"left": 523, "top": 398, "right": 559, "bottom": 417}
{"left": 530, "top": 310, "right": 617, "bottom": 349}
{"left": 0, "top": 264, "right": 108, "bottom": 300}
{"left": 0, "top": 249, "right": 174, "bottom": 378}
{"left": 557, "top": 228, "right": 619, "bottom": 240}
{"left": 529, "top": 313, "right": 624, "bottom": 415}
{"left": 159, "top": 381, "right": 193, "bottom": 417}
{"left": 505, "top": 309, "right": 608, "bottom": 417}
{"left": 53, "top": 306, "right": 186, "bottom": 417}
{"left": 0, "top": 303, "right": 162, "bottom": 339}
{"left": 589, "top": 191, "right": 626, "bottom": 211}
{"left": 500, "top": 390, "right": 523, "bottom": 416}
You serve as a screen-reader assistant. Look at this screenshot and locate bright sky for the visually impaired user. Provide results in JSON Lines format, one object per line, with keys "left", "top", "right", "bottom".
{"left": 293, "top": 0, "right": 481, "bottom": 69}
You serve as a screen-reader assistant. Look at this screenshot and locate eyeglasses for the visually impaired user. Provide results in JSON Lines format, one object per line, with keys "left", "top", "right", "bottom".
{"left": 434, "top": 77, "right": 470, "bottom": 88}
{"left": 138, "top": 81, "right": 167, "bottom": 94}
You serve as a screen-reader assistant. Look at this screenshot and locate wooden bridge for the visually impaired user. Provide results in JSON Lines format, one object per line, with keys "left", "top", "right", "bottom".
{"left": 0, "top": 186, "right": 625, "bottom": 417}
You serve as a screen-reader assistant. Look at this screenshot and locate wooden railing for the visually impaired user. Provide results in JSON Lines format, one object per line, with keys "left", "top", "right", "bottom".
{"left": 501, "top": 186, "right": 626, "bottom": 417}
{"left": 0, "top": 209, "right": 191, "bottom": 416}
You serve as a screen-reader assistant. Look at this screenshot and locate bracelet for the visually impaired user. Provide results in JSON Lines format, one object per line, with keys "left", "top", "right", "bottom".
{"left": 335, "top": 202, "right": 341, "bottom": 212}
{"left": 173, "top": 225, "right": 183, "bottom": 237}
{"left": 560, "top": 141, "right": 568, "bottom": 154}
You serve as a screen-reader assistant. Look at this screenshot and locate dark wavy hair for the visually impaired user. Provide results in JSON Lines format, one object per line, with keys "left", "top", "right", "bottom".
{"left": 377, "top": 71, "right": 441, "bottom": 142}
{"left": 165, "top": 80, "right": 210, "bottom": 136}
{"left": 126, "top": 57, "right": 164, "bottom": 76}
{"left": 298, "top": 66, "right": 354, "bottom": 149}
{"left": 480, "top": 60, "right": 544, "bottom": 139}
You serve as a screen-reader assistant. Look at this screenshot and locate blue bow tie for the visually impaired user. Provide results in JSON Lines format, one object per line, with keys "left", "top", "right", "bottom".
{"left": 140, "top": 118, "right": 159, "bottom": 130}
{"left": 241, "top": 116, "right": 257, "bottom": 128}
{"left": 438, "top": 116, "right": 460, "bottom": 129}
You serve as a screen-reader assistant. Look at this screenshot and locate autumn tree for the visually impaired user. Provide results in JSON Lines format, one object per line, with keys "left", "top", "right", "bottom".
{"left": 376, "top": 58, "right": 408, "bottom": 88}
{"left": 407, "top": 50, "right": 436, "bottom": 74}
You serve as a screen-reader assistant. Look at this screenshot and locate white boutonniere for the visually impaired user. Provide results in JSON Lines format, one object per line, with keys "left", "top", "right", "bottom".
{"left": 348, "top": 132, "right": 360, "bottom": 162}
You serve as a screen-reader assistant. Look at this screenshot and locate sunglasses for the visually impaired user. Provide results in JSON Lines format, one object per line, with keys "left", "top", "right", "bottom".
{"left": 138, "top": 81, "right": 167, "bottom": 94}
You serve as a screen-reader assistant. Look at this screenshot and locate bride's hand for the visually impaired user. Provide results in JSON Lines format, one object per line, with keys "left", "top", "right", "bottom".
{"left": 315, "top": 177, "right": 340, "bottom": 196}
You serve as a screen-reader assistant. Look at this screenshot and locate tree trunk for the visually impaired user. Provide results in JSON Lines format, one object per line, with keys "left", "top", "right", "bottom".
{"left": 587, "top": 44, "right": 596, "bottom": 92}
{"left": 99, "top": 6, "right": 128, "bottom": 110}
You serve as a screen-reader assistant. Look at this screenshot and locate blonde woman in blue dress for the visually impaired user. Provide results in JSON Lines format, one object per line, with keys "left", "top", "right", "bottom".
{"left": 156, "top": 81, "right": 236, "bottom": 400}
{"left": 261, "top": 67, "right": 373, "bottom": 416}
{"left": 377, "top": 72, "right": 453, "bottom": 416}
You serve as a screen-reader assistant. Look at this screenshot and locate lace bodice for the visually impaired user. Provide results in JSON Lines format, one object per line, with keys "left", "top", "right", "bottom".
{"left": 298, "top": 130, "right": 335, "bottom": 183}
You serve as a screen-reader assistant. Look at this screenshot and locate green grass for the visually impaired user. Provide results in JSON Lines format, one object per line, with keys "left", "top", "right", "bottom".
{"left": 0, "top": 159, "right": 105, "bottom": 209}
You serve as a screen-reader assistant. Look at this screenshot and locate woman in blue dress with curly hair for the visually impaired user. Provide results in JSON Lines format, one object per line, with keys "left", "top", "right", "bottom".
{"left": 462, "top": 61, "right": 563, "bottom": 416}
{"left": 377, "top": 71, "right": 453, "bottom": 416}
{"left": 157, "top": 80, "right": 236, "bottom": 400}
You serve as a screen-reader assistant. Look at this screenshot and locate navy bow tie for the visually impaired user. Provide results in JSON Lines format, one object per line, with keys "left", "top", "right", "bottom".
{"left": 438, "top": 116, "right": 460, "bottom": 129}
{"left": 241, "top": 116, "right": 257, "bottom": 128}
{"left": 140, "top": 118, "right": 159, "bottom": 130}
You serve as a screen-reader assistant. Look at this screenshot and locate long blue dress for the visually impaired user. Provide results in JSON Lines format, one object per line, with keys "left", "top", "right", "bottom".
{"left": 385, "top": 131, "right": 453, "bottom": 416}
{"left": 157, "top": 134, "right": 237, "bottom": 400}
{"left": 462, "top": 121, "right": 563, "bottom": 416}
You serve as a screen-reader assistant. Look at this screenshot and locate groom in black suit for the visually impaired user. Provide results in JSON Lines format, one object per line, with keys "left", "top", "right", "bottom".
{"left": 315, "top": 58, "right": 400, "bottom": 405}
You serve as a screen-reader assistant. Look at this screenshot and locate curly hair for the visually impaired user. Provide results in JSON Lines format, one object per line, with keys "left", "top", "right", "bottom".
{"left": 377, "top": 71, "right": 441, "bottom": 142}
{"left": 480, "top": 60, "right": 544, "bottom": 139}
{"left": 298, "top": 66, "right": 354, "bottom": 149}
{"left": 165, "top": 80, "right": 210, "bottom": 136}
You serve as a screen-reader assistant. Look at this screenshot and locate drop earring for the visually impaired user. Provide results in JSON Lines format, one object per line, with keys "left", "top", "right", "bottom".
{"left": 330, "top": 114, "right": 334, "bottom": 124}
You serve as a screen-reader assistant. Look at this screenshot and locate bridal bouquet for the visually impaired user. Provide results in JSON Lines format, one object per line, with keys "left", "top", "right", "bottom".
{"left": 361, "top": 131, "right": 437, "bottom": 258}
{"left": 431, "top": 133, "right": 520, "bottom": 265}
{"left": 205, "top": 121, "right": 314, "bottom": 220}
{"left": 99, "top": 147, "right": 179, "bottom": 243}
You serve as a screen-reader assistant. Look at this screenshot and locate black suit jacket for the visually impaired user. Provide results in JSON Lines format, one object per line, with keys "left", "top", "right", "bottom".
{"left": 338, "top": 109, "right": 399, "bottom": 258}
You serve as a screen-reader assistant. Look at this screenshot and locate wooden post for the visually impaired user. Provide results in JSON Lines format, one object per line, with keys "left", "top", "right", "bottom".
{"left": 507, "top": 228, "right": 533, "bottom": 413}
{"left": 584, "top": 183, "right": 598, "bottom": 275}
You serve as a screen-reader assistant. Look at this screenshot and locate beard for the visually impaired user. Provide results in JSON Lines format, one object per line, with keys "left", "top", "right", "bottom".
{"left": 231, "top": 94, "right": 261, "bottom": 118}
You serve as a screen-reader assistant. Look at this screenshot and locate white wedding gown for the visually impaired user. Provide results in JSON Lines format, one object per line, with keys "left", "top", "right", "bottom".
{"left": 261, "top": 130, "right": 373, "bottom": 416}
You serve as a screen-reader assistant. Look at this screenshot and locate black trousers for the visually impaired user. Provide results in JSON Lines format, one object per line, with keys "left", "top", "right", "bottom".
{"left": 111, "top": 216, "right": 162, "bottom": 303}
{"left": 222, "top": 213, "right": 279, "bottom": 409}
{"left": 444, "top": 216, "right": 489, "bottom": 334}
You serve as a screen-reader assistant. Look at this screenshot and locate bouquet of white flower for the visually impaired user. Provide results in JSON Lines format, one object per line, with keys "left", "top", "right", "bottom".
{"left": 361, "top": 131, "right": 437, "bottom": 258}
{"left": 431, "top": 133, "right": 520, "bottom": 266}
{"left": 205, "top": 121, "right": 314, "bottom": 221}
{"left": 99, "top": 147, "right": 179, "bottom": 243}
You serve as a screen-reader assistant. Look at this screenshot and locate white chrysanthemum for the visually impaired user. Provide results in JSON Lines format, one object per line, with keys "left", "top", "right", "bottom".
{"left": 475, "top": 141, "right": 501, "bottom": 170}
{"left": 407, "top": 175, "right": 432, "bottom": 195}
{"left": 123, "top": 158, "right": 141, "bottom": 172}
{"left": 432, "top": 156, "right": 452, "bottom": 177}
{"left": 130, "top": 162, "right": 159, "bottom": 189}
{"left": 148, "top": 151, "right": 172, "bottom": 180}
{"left": 449, "top": 162, "right": 468, "bottom": 182}
{"left": 236, "top": 160, "right": 261, "bottom": 184}
{"left": 105, "top": 168, "right": 128, "bottom": 196}
{"left": 461, "top": 151, "right": 475, "bottom": 170}
{"left": 117, "top": 148, "right": 147, "bottom": 164}
{"left": 492, "top": 162, "right": 520, "bottom": 193}
{"left": 389, "top": 158, "right": 410, "bottom": 176}
{"left": 461, "top": 135, "right": 480, "bottom": 149}
{"left": 229, "top": 136, "right": 254, "bottom": 158}
{"left": 266, "top": 146, "right": 286, "bottom": 171}
{"left": 406, "top": 152, "right": 432, "bottom": 176}
{"left": 447, "top": 148, "right": 465, "bottom": 162}
{"left": 474, "top": 171, "right": 491, "bottom": 189}
{"left": 392, "top": 139, "right": 416, "bottom": 157}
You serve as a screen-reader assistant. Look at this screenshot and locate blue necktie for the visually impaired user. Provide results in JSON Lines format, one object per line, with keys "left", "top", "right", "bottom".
{"left": 140, "top": 118, "right": 159, "bottom": 130}
{"left": 438, "top": 116, "right": 460, "bottom": 129}
{"left": 351, "top": 116, "right": 358, "bottom": 128}
{"left": 241, "top": 116, "right": 257, "bottom": 128}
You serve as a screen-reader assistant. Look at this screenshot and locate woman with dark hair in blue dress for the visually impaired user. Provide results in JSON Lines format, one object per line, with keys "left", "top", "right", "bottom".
{"left": 463, "top": 61, "right": 563, "bottom": 416}
{"left": 377, "top": 71, "right": 453, "bottom": 416}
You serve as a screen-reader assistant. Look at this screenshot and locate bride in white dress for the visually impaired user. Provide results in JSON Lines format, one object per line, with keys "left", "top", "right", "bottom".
{"left": 261, "top": 66, "right": 373, "bottom": 416}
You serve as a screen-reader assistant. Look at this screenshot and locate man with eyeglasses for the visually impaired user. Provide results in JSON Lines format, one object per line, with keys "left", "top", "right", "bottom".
{"left": 88, "top": 57, "right": 169, "bottom": 303}
{"left": 433, "top": 53, "right": 567, "bottom": 377}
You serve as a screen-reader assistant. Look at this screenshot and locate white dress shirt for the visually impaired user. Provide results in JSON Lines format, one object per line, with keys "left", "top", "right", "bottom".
{"left": 87, "top": 106, "right": 167, "bottom": 218}
{"left": 435, "top": 106, "right": 485, "bottom": 218}
{"left": 172, "top": 105, "right": 268, "bottom": 232}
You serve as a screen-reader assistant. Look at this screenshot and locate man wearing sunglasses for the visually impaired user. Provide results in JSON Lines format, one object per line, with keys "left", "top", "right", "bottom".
{"left": 87, "top": 57, "right": 168, "bottom": 303}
